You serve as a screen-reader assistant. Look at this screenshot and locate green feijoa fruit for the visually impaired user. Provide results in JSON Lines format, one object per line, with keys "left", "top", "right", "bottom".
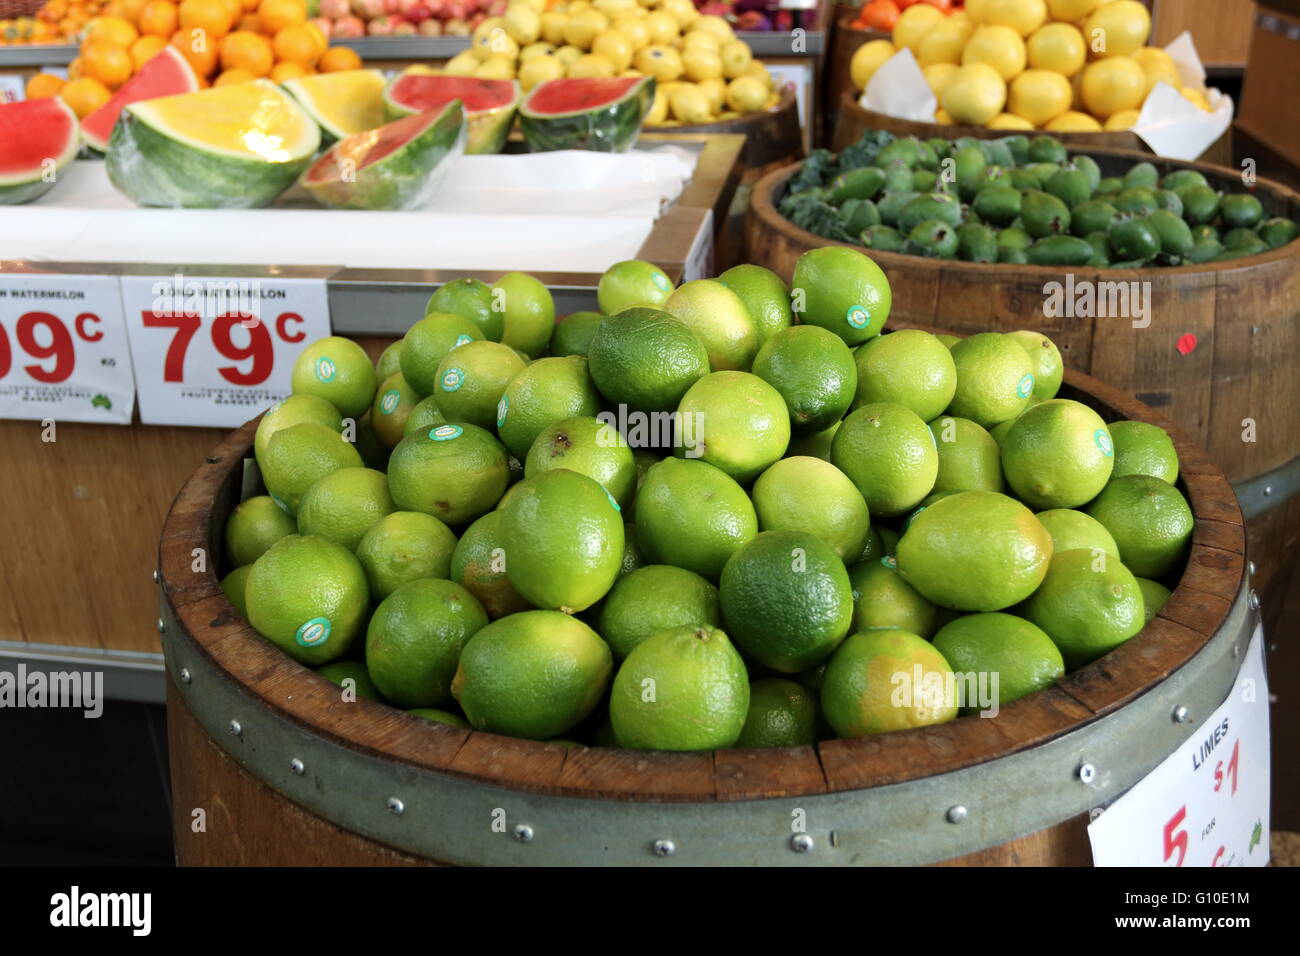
{"left": 1215, "top": 242, "right": 1268, "bottom": 260}
{"left": 1045, "top": 168, "right": 1092, "bottom": 209}
{"left": 974, "top": 165, "right": 1009, "bottom": 193}
{"left": 1026, "top": 235, "right": 1095, "bottom": 266}
{"left": 1222, "top": 227, "right": 1261, "bottom": 251}
{"left": 1114, "top": 187, "right": 1158, "bottom": 217}
{"left": 862, "top": 223, "right": 905, "bottom": 252}
{"left": 1122, "top": 161, "right": 1159, "bottom": 191}
{"left": 1107, "top": 258, "right": 1152, "bottom": 269}
{"left": 829, "top": 165, "right": 887, "bottom": 203}
{"left": 1071, "top": 154, "right": 1101, "bottom": 192}
{"left": 953, "top": 144, "right": 987, "bottom": 201}
{"left": 1025, "top": 162, "right": 1064, "bottom": 189}
{"left": 916, "top": 140, "right": 939, "bottom": 171}
{"left": 980, "top": 138, "right": 1014, "bottom": 168}
{"left": 912, "top": 168, "right": 939, "bottom": 192}
{"left": 926, "top": 137, "right": 951, "bottom": 160}
{"left": 1009, "top": 168, "right": 1041, "bottom": 191}
{"left": 1070, "top": 199, "right": 1118, "bottom": 237}
{"left": 997, "top": 226, "right": 1032, "bottom": 250}
{"left": 1259, "top": 217, "right": 1300, "bottom": 248}
{"left": 1085, "top": 230, "right": 1111, "bottom": 262}
{"left": 1021, "top": 190, "right": 1072, "bottom": 238}
{"left": 998, "top": 246, "right": 1029, "bottom": 264}
{"left": 999, "top": 134, "right": 1030, "bottom": 165}
{"left": 878, "top": 137, "right": 922, "bottom": 169}
{"left": 904, "top": 220, "right": 959, "bottom": 259}
{"left": 882, "top": 160, "right": 915, "bottom": 193}
{"left": 842, "top": 198, "right": 882, "bottom": 235}
{"left": 1186, "top": 237, "right": 1224, "bottom": 263}
{"left": 1176, "top": 184, "right": 1220, "bottom": 225}
{"left": 1109, "top": 217, "right": 1161, "bottom": 260}
{"left": 1220, "top": 193, "right": 1264, "bottom": 229}
{"left": 956, "top": 222, "right": 999, "bottom": 263}
{"left": 898, "top": 192, "right": 963, "bottom": 234}
{"left": 1152, "top": 188, "right": 1183, "bottom": 217}
{"left": 1146, "top": 210, "right": 1194, "bottom": 257}
{"left": 1161, "top": 168, "right": 1208, "bottom": 192}
{"left": 1190, "top": 224, "right": 1219, "bottom": 241}
{"left": 1095, "top": 176, "right": 1123, "bottom": 196}
{"left": 972, "top": 185, "right": 1022, "bottom": 226}
{"left": 876, "top": 190, "right": 919, "bottom": 226}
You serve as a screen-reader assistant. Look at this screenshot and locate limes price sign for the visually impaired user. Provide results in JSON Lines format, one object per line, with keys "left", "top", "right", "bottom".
{"left": 1088, "top": 624, "right": 1271, "bottom": 867}
{"left": 120, "top": 275, "right": 330, "bottom": 427}
{"left": 0, "top": 274, "right": 136, "bottom": 425}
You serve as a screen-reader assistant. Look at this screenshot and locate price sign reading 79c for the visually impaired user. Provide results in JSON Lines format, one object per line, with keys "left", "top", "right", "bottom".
{"left": 141, "top": 310, "right": 307, "bottom": 386}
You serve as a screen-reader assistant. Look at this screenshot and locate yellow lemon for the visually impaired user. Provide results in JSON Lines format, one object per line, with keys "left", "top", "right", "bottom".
{"left": 554, "top": 44, "right": 584, "bottom": 66}
{"left": 1080, "top": 55, "right": 1146, "bottom": 117}
{"left": 443, "top": 50, "right": 480, "bottom": 76}
{"left": 851, "top": 38, "right": 896, "bottom": 91}
{"left": 681, "top": 28, "right": 719, "bottom": 52}
{"left": 1181, "top": 86, "right": 1211, "bottom": 111}
{"left": 503, "top": 4, "right": 541, "bottom": 45}
{"left": 474, "top": 26, "right": 520, "bottom": 60}
{"left": 682, "top": 44, "right": 723, "bottom": 81}
{"left": 540, "top": 11, "right": 568, "bottom": 46}
{"left": 1103, "top": 107, "right": 1140, "bottom": 129}
{"left": 518, "top": 53, "right": 564, "bottom": 90}
{"left": 935, "top": 107, "right": 954, "bottom": 123}
{"left": 962, "top": 25, "right": 1027, "bottom": 81}
{"left": 690, "top": 13, "right": 733, "bottom": 40}
{"left": 965, "top": 0, "right": 988, "bottom": 23}
{"left": 922, "top": 61, "right": 959, "bottom": 98}
{"left": 1132, "top": 47, "right": 1181, "bottom": 96}
{"left": 642, "top": 10, "right": 678, "bottom": 46}
{"left": 983, "top": 0, "right": 1046, "bottom": 37}
{"left": 1027, "top": 22, "right": 1086, "bottom": 76}
{"left": 635, "top": 43, "right": 684, "bottom": 81}
{"left": 646, "top": 86, "right": 669, "bottom": 123}
{"left": 719, "top": 39, "right": 752, "bottom": 78}
{"left": 612, "top": 15, "right": 649, "bottom": 50}
{"left": 592, "top": 29, "right": 634, "bottom": 71}
{"left": 568, "top": 52, "right": 615, "bottom": 77}
{"left": 987, "top": 111, "right": 1035, "bottom": 129}
{"left": 697, "top": 75, "right": 725, "bottom": 113}
{"left": 1047, "top": 0, "right": 1099, "bottom": 21}
{"left": 519, "top": 42, "right": 556, "bottom": 60}
{"left": 1045, "top": 109, "right": 1103, "bottom": 131}
{"left": 893, "top": 3, "right": 946, "bottom": 53}
{"left": 474, "top": 56, "right": 516, "bottom": 80}
{"left": 726, "top": 74, "right": 768, "bottom": 113}
{"left": 563, "top": 8, "right": 609, "bottom": 49}
{"left": 917, "top": 16, "right": 973, "bottom": 66}
{"left": 942, "top": 62, "right": 1007, "bottom": 125}
{"left": 669, "top": 83, "right": 712, "bottom": 123}
{"left": 744, "top": 60, "right": 774, "bottom": 87}
{"left": 1084, "top": 0, "right": 1150, "bottom": 59}
{"left": 1007, "top": 68, "right": 1072, "bottom": 124}
{"left": 661, "top": 0, "right": 699, "bottom": 30}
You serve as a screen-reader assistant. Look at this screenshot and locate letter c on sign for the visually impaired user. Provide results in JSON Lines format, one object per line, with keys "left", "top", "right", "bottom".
{"left": 277, "top": 312, "right": 306, "bottom": 343}
{"left": 75, "top": 313, "right": 103, "bottom": 342}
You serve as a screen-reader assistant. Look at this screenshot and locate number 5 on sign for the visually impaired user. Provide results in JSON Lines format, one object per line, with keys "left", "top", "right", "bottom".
{"left": 120, "top": 275, "right": 330, "bottom": 428}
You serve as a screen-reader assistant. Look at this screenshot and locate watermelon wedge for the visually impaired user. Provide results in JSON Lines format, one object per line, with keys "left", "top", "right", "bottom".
{"left": 282, "top": 69, "right": 387, "bottom": 147}
{"left": 300, "top": 103, "right": 465, "bottom": 211}
{"left": 81, "top": 46, "right": 199, "bottom": 153}
{"left": 518, "top": 76, "right": 654, "bottom": 154}
{"left": 0, "top": 97, "right": 79, "bottom": 205}
{"left": 382, "top": 74, "right": 519, "bottom": 155}
{"left": 106, "top": 79, "right": 321, "bottom": 208}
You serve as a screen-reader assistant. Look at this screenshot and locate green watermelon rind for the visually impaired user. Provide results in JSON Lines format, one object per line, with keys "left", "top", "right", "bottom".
{"left": 0, "top": 98, "right": 80, "bottom": 206}
{"left": 382, "top": 77, "right": 519, "bottom": 155}
{"left": 300, "top": 102, "right": 466, "bottom": 211}
{"left": 518, "top": 76, "right": 654, "bottom": 154}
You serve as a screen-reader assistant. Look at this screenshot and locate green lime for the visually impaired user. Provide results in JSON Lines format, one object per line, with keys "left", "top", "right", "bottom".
{"left": 1086, "top": 475, "right": 1193, "bottom": 578}
{"left": 450, "top": 511, "right": 533, "bottom": 618}
{"left": 500, "top": 469, "right": 625, "bottom": 613}
{"left": 524, "top": 415, "right": 635, "bottom": 508}
{"left": 786, "top": 421, "right": 841, "bottom": 461}
{"left": 609, "top": 625, "right": 749, "bottom": 750}
{"left": 1001, "top": 399, "right": 1114, "bottom": 509}
{"left": 791, "top": 246, "right": 891, "bottom": 346}
{"left": 225, "top": 494, "right": 297, "bottom": 567}
{"left": 1108, "top": 420, "right": 1179, "bottom": 484}
{"left": 1021, "top": 548, "right": 1146, "bottom": 669}
{"left": 408, "top": 707, "right": 470, "bottom": 728}
{"left": 847, "top": 559, "right": 937, "bottom": 638}
{"left": 676, "top": 370, "right": 790, "bottom": 482}
{"left": 400, "top": 312, "right": 485, "bottom": 397}
{"left": 1136, "top": 576, "right": 1172, "bottom": 621}
{"left": 719, "top": 529, "right": 853, "bottom": 673}
{"left": 365, "top": 578, "right": 488, "bottom": 708}
{"left": 432, "top": 340, "right": 526, "bottom": 431}
{"left": 596, "top": 564, "right": 722, "bottom": 660}
{"left": 255, "top": 393, "right": 343, "bottom": 463}
{"left": 290, "top": 336, "right": 377, "bottom": 420}
{"left": 551, "top": 311, "right": 604, "bottom": 358}
{"left": 375, "top": 339, "right": 404, "bottom": 381}
{"left": 635, "top": 457, "right": 757, "bottom": 580}
{"left": 426, "top": 277, "right": 503, "bottom": 341}
{"left": 402, "top": 394, "right": 446, "bottom": 436}
{"left": 751, "top": 325, "right": 857, "bottom": 434}
{"left": 351, "top": 412, "right": 391, "bottom": 471}
{"left": 259, "top": 422, "right": 363, "bottom": 515}
{"left": 752, "top": 456, "right": 870, "bottom": 561}
{"left": 929, "top": 415, "right": 1004, "bottom": 493}
{"left": 734, "top": 677, "right": 817, "bottom": 748}
{"left": 220, "top": 564, "right": 251, "bottom": 617}
{"left": 597, "top": 259, "right": 674, "bottom": 315}
{"left": 896, "top": 490, "right": 1053, "bottom": 611}
{"left": 716, "top": 263, "right": 794, "bottom": 346}
{"left": 451, "top": 610, "right": 612, "bottom": 739}
{"left": 1034, "top": 508, "right": 1119, "bottom": 557}
{"left": 663, "top": 279, "right": 759, "bottom": 372}
{"left": 852, "top": 329, "right": 957, "bottom": 422}
{"left": 937, "top": 333, "right": 961, "bottom": 350}
{"left": 947, "top": 332, "right": 1035, "bottom": 428}
{"left": 369, "top": 372, "right": 420, "bottom": 448}
{"left": 315, "top": 661, "right": 383, "bottom": 701}
{"left": 386, "top": 422, "right": 510, "bottom": 526}
{"left": 830, "top": 402, "right": 939, "bottom": 516}
{"left": 821, "top": 630, "right": 957, "bottom": 737}
{"left": 1005, "top": 330, "right": 1063, "bottom": 402}
{"left": 245, "top": 534, "right": 369, "bottom": 666}
{"left": 587, "top": 307, "right": 709, "bottom": 413}
{"left": 355, "top": 511, "right": 458, "bottom": 601}
{"left": 931, "top": 612, "right": 1064, "bottom": 709}
{"left": 495, "top": 355, "right": 600, "bottom": 459}
{"left": 492, "top": 271, "right": 555, "bottom": 357}
{"left": 619, "top": 523, "right": 644, "bottom": 577}
{"left": 296, "top": 467, "right": 394, "bottom": 551}
{"left": 989, "top": 418, "right": 1015, "bottom": 449}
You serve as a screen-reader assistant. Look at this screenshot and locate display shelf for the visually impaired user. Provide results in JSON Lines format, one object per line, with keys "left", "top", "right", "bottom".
{"left": 0, "top": 44, "right": 76, "bottom": 67}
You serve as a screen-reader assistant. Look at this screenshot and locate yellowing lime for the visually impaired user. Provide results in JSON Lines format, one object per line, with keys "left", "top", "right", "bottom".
{"left": 1081, "top": 56, "right": 1146, "bottom": 118}
{"left": 1027, "top": 21, "right": 1086, "bottom": 76}
{"left": 983, "top": 0, "right": 1047, "bottom": 37}
{"left": 851, "top": 38, "right": 896, "bottom": 91}
{"left": 893, "top": 3, "right": 946, "bottom": 53}
{"left": 1008, "top": 68, "right": 1073, "bottom": 125}
{"left": 1084, "top": 0, "right": 1150, "bottom": 60}
{"left": 963, "top": 24, "right": 1027, "bottom": 81}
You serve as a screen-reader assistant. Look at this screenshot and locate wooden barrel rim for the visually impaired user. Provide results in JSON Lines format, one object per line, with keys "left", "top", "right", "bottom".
{"left": 158, "top": 344, "right": 1245, "bottom": 804}
{"left": 750, "top": 145, "right": 1300, "bottom": 279}
{"left": 646, "top": 84, "right": 798, "bottom": 136}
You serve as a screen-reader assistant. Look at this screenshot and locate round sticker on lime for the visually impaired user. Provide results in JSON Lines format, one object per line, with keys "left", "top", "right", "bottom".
{"left": 1094, "top": 428, "right": 1113, "bottom": 457}
{"left": 441, "top": 367, "right": 465, "bottom": 392}
{"left": 379, "top": 390, "right": 401, "bottom": 415}
{"left": 314, "top": 357, "right": 336, "bottom": 383}
{"left": 496, "top": 395, "right": 509, "bottom": 428}
{"left": 905, "top": 506, "right": 926, "bottom": 529}
{"left": 1016, "top": 373, "right": 1035, "bottom": 399}
{"left": 269, "top": 492, "right": 290, "bottom": 514}
{"left": 846, "top": 305, "right": 871, "bottom": 330}
{"left": 605, "top": 488, "right": 621, "bottom": 512}
{"left": 295, "top": 617, "right": 332, "bottom": 648}
{"left": 453, "top": 333, "right": 474, "bottom": 349}
{"left": 429, "top": 424, "right": 463, "bottom": 441}
{"left": 880, "top": 555, "right": 898, "bottom": 569}
{"left": 651, "top": 272, "right": 671, "bottom": 291}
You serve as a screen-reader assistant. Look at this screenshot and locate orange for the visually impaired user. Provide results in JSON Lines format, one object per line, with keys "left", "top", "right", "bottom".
{"left": 271, "top": 23, "right": 317, "bottom": 65}
{"left": 317, "top": 45, "right": 361, "bottom": 72}
{"left": 129, "top": 32, "right": 168, "bottom": 68}
{"left": 257, "top": 0, "right": 305, "bottom": 34}
{"left": 302, "top": 19, "right": 326, "bottom": 55}
{"left": 237, "top": 12, "right": 260, "bottom": 30}
{"left": 213, "top": 66, "right": 255, "bottom": 85}
{"left": 170, "top": 27, "right": 219, "bottom": 74}
{"left": 102, "top": 0, "right": 127, "bottom": 18}
{"left": 219, "top": 0, "right": 242, "bottom": 26}
{"left": 220, "top": 28, "right": 273, "bottom": 75}
{"left": 178, "top": 0, "right": 233, "bottom": 39}
{"left": 138, "top": 0, "right": 178, "bottom": 36}
{"left": 25, "top": 72, "right": 67, "bottom": 98}
{"left": 85, "top": 14, "right": 139, "bottom": 46}
{"left": 66, "top": 56, "right": 83, "bottom": 79}
{"left": 81, "top": 40, "right": 134, "bottom": 87}
{"left": 60, "top": 76, "right": 112, "bottom": 117}
{"left": 240, "top": 0, "right": 260, "bottom": 10}
{"left": 120, "top": 0, "right": 150, "bottom": 23}
{"left": 269, "top": 59, "right": 309, "bottom": 82}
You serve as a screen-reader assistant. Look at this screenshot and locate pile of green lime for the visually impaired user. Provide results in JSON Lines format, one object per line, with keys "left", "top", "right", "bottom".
{"left": 223, "top": 251, "right": 1193, "bottom": 751}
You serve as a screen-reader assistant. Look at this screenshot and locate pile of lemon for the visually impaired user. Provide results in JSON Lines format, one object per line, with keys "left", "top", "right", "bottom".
{"left": 851, "top": 0, "right": 1214, "bottom": 133}
{"left": 440, "top": 0, "right": 782, "bottom": 125}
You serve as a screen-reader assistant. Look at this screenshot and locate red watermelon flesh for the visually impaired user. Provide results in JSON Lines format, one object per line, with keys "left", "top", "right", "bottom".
{"left": 385, "top": 76, "right": 518, "bottom": 116}
{"left": 524, "top": 77, "right": 643, "bottom": 115}
{"left": 81, "top": 47, "right": 199, "bottom": 152}
{"left": 0, "top": 97, "right": 79, "bottom": 204}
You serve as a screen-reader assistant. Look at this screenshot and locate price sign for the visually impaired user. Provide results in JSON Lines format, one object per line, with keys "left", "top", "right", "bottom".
{"left": 0, "top": 274, "right": 136, "bottom": 424}
{"left": 1088, "top": 624, "right": 1270, "bottom": 867}
{"left": 120, "top": 274, "right": 330, "bottom": 427}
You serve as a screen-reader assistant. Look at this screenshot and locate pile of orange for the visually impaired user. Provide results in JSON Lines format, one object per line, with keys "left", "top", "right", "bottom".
{"left": 0, "top": 15, "right": 68, "bottom": 45}
{"left": 25, "top": 0, "right": 365, "bottom": 118}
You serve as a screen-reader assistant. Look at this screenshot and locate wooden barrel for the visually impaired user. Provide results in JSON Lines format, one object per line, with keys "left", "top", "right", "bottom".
{"left": 822, "top": 10, "right": 888, "bottom": 149}
{"left": 745, "top": 148, "right": 1300, "bottom": 608}
{"left": 158, "top": 358, "right": 1251, "bottom": 866}
{"left": 832, "top": 90, "right": 1234, "bottom": 168}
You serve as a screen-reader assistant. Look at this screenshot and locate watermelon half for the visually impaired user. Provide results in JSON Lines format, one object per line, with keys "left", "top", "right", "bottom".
{"left": 383, "top": 74, "right": 519, "bottom": 155}
{"left": 81, "top": 46, "right": 199, "bottom": 152}
{"left": 300, "top": 103, "right": 465, "bottom": 211}
{"left": 518, "top": 76, "right": 654, "bottom": 154}
{"left": 283, "top": 69, "right": 388, "bottom": 147}
{"left": 0, "top": 97, "right": 80, "bottom": 205}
